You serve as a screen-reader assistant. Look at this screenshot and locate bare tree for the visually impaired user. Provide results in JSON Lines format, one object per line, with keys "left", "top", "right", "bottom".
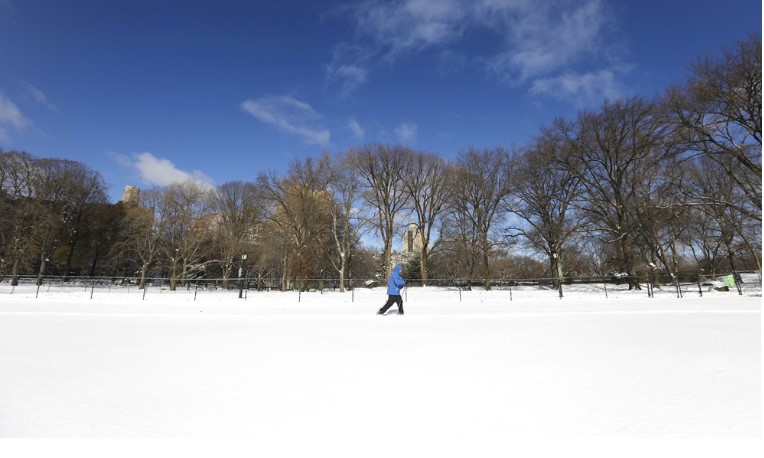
{"left": 327, "top": 152, "right": 364, "bottom": 292}
{"left": 668, "top": 34, "right": 761, "bottom": 220}
{"left": 448, "top": 147, "right": 513, "bottom": 289}
{"left": 348, "top": 143, "right": 410, "bottom": 278}
{"left": 627, "top": 141, "right": 691, "bottom": 291}
{"left": 400, "top": 150, "right": 452, "bottom": 286}
{"left": 0, "top": 152, "right": 14, "bottom": 279}
{"left": 34, "top": 158, "right": 108, "bottom": 281}
{"left": 208, "top": 181, "right": 263, "bottom": 289}
{"left": 437, "top": 200, "right": 481, "bottom": 284}
{"left": 111, "top": 189, "right": 163, "bottom": 289}
{"left": 559, "top": 98, "right": 670, "bottom": 290}
{"left": 157, "top": 181, "right": 212, "bottom": 290}
{"left": 686, "top": 153, "right": 751, "bottom": 286}
{"left": 0, "top": 151, "right": 51, "bottom": 285}
{"left": 506, "top": 127, "right": 583, "bottom": 287}
{"left": 683, "top": 207, "right": 727, "bottom": 276}
{"left": 258, "top": 156, "right": 333, "bottom": 290}
{"left": 24, "top": 159, "right": 60, "bottom": 284}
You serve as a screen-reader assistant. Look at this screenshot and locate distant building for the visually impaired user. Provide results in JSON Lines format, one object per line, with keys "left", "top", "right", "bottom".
{"left": 391, "top": 222, "right": 422, "bottom": 266}
{"left": 120, "top": 185, "right": 140, "bottom": 205}
{"left": 403, "top": 222, "right": 422, "bottom": 256}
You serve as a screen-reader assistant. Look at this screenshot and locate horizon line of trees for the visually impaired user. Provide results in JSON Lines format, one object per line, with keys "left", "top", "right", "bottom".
{"left": 1, "top": 35, "right": 760, "bottom": 291}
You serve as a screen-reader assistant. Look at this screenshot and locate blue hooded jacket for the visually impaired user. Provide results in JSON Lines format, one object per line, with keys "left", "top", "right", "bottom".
{"left": 387, "top": 264, "right": 405, "bottom": 296}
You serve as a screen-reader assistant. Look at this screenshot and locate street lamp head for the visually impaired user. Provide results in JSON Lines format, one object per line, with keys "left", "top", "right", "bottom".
{"left": 242, "top": 253, "right": 248, "bottom": 260}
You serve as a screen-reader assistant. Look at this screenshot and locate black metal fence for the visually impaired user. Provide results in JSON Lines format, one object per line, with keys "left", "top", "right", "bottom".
{"left": 0, "top": 271, "right": 760, "bottom": 301}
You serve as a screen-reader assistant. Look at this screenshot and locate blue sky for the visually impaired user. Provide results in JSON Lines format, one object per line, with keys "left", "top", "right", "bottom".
{"left": 0, "top": 0, "right": 760, "bottom": 202}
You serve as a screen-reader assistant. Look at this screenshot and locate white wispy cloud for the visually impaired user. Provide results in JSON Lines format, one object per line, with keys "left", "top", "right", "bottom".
{"left": 21, "top": 82, "right": 59, "bottom": 112}
{"left": 0, "top": 92, "right": 31, "bottom": 142}
{"left": 530, "top": 69, "right": 624, "bottom": 106}
{"left": 325, "top": 43, "right": 371, "bottom": 98}
{"left": 352, "top": 0, "right": 468, "bottom": 56}
{"left": 326, "top": 0, "right": 467, "bottom": 95}
{"left": 395, "top": 122, "right": 418, "bottom": 144}
{"left": 114, "top": 152, "right": 214, "bottom": 188}
{"left": 241, "top": 95, "right": 331, "bottom": 146}
{"left": 484, "top": 0, "right": 609, "bottom": 82}
{"left": 346, "top": 118, "right": 365, "bottom": 140}
{"left": 333, "top": 0, "right": 620, "bottom": 96}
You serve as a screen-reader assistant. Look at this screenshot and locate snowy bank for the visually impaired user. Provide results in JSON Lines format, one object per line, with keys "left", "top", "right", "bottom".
{"left": 0, "top": 282, "right": 760, "bottom": 456}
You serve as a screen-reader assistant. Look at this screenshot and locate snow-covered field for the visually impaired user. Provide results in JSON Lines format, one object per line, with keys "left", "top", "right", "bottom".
{"left": 0, "top": 279, "right": 761, "bottom": 457}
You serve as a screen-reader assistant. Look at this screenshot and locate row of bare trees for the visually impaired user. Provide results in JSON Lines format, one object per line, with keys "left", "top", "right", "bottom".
{"left": 505, "top": 35, "right": 761, "bottom": 289}
{"left": 1, "top": 35, "right": 760, "bottom": 290}
{"left": 0, "top": 151, "right": 115, "bottom": 286}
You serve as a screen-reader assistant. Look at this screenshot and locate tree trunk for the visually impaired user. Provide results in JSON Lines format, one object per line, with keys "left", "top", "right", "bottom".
{"left": 11, "top": 257, "right": 20, "bottom": 286}
{"left": 170, "top": 261, "right": 178, "bottom": 291}
{"left": 223, "top": 262, "right": 233, "bottom": 289}
{"left": 63, "top": 239, "right": 78, "bottom": 282}
{"left": 723, "top": 237, "right": 743, "bottom": 295}
{"left": 281, "top": 255, "right": 289, "bottom": 291}
{"left": 139, "top": 263, "right": 148, "bottom": 289}
{"left": 739, "top": 232, "right": 762, "bottom": 273}
{"left": 383, "top": 230, "right": 393, "bottom": 279}
{"left": 337, "top": 250, "right": 347, "bottom": 293}
{"left": 549, "top": 254, "right": 560, "bottom": 289}
{"left": 89, "top": 242, "right": 101, "bottom": 277}
{"left": 481, "top": 233, "right": 491, "bottom": 290}
{"left": 36, "top": 253, "right": 47, "bottom": 286}
{"left": 622, "top": 237, "right": 642, "bottom": 290}
{"left": 420, "top": 245, "right": 429, "bottom": 287}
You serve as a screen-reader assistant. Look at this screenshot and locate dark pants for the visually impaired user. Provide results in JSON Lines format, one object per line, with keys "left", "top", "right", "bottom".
{"left": 378, "top": 295, "right": 404, "bottom": 314}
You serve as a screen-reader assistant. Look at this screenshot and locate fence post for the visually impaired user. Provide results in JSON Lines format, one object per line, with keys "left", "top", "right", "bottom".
{"left": 696, "top": 271, "right": 703, "bottom": 297}
{"left": 603, "top": 280, "right": 608, "bottom": 299}
{"left": 90, "top": 278, "right": 95, "bottom": 299}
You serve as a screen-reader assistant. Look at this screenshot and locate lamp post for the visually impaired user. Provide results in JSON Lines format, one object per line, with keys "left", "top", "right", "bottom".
{"left": 239, "top": 253, "right": 248, "bottom": 298}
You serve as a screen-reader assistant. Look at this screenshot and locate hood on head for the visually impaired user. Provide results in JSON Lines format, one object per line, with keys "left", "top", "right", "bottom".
{"left": 393, "top": 264, "right": 403, "bottom": 274}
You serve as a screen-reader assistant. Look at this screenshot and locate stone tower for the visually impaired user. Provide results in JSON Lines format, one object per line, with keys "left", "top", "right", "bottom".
{"left": 121, "top": 185, "right": 140, "bottom": 205}
{"left": 402, "top": 222, "right": 423, "bottom": 257}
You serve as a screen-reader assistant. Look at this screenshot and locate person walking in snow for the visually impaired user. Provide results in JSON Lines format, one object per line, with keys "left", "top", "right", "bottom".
{"left": 377, "top": 264, "right": 406, "bottom": 315}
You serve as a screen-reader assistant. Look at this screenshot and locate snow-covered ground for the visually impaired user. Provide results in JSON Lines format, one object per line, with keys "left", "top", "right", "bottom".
{"left": 0, "top": 278, "right": 761, "bottom": 457}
